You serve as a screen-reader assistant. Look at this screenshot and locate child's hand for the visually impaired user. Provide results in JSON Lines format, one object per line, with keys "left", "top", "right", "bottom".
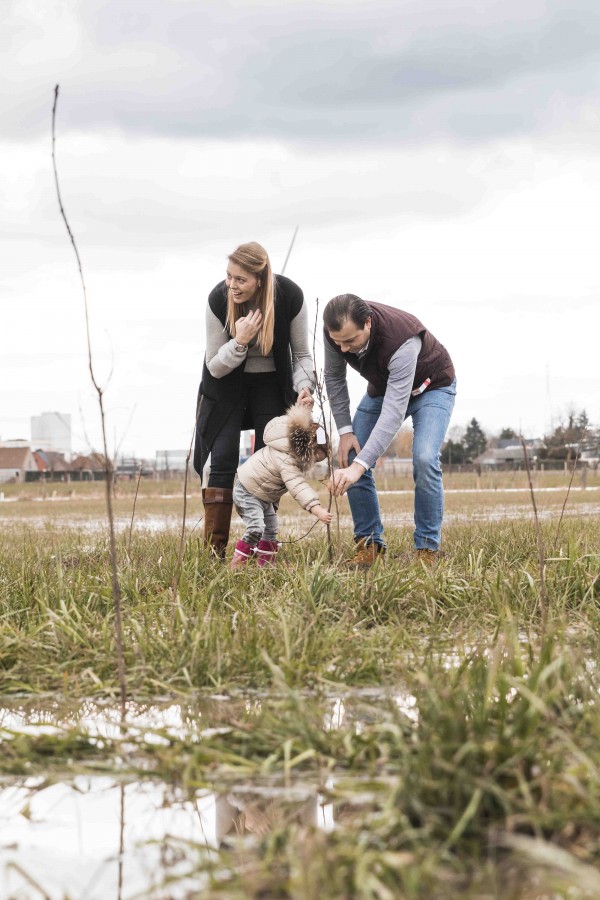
{"left": 313, "top": 505, "right": 333, "bottom": 524}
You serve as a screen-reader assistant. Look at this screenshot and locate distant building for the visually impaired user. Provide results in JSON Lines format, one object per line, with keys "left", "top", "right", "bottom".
{"left": 0, "top": 439, "right": 31, "bottom": 448}
{"left": 239, "top": 432, "right": 255, "bottom": 464}
{"left": 475, "top": 439, "right": 544, "bottom": 469}
{"left": 0, "top": 447, "right": 38, "bottom": 483}
{"left": 155, "top": 450, "right": 189, "bottom": 474}
{"left": 31, "top": 412, "right": 72, "bottom": 457}
{"left": 32, "top": 450, "right": 72, "bottom": 482}
{"left": 70, "top": 453, "right": 108, "bottom": 481}
{"left": 115, "top": 457, "right": 153, "bottom": 479}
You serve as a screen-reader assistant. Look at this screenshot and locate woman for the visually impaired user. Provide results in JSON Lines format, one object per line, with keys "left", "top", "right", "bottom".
{"left": 194, "top": 241, "right": 315, "bottom": 557}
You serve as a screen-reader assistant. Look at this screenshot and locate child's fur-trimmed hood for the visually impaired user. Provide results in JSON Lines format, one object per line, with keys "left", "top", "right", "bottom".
{"left": 262, "top": 404, "right": 328, "bottom": 471}
{"left": 287, "top": 404, "right": 320, "bottom": 469}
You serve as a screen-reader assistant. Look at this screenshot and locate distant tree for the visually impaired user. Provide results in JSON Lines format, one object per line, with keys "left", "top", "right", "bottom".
{"left": 462, "top": 418, "right": 487, "bottom": 462}
{"left": 441, "top": 439, "right": 466, "bottom": 465}
{"left": 384, "top": 426, "right": 413, "bottom": 458}
{"left": 499, "top": 427, "right": 518, "bottom": 441}
{"left": 541, "top": 408, "right": 589, "bottom": 460}
{"left": 576, "top": 410, "right": 590, "bottom": 430}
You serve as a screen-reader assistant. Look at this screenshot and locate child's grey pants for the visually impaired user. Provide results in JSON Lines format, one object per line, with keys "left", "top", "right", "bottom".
{"left": 233, "top": 478, "right": 278, "bottom": 545}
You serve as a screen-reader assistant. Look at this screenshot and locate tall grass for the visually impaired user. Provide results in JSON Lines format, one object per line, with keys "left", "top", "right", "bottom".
{"left": 2, "top": 515, "right": 600, "bottom": 896}
{"left": 1, "top": 518, "right": 599, "bottom": 696}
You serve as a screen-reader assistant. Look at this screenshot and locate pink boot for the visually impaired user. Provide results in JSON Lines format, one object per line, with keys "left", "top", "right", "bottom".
{"left": 256, "top": 539, "right": 279, "bottom": 568}
{"left": 230, "top": 539, "right": 254, "bottom": 570}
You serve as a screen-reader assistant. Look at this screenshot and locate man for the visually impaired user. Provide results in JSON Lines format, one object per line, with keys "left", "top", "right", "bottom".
{"left": 324, "top": 294, "right": 456, "bottom": 567}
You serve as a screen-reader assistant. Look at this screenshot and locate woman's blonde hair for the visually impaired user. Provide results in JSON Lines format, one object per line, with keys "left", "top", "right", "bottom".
{"left": 226, "top": 242, "right": 275, "bottom": 355}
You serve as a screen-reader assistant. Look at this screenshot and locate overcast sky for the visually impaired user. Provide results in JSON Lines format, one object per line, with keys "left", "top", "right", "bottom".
{"left": 2, "top": 0, "right": 599, "bottom": 458}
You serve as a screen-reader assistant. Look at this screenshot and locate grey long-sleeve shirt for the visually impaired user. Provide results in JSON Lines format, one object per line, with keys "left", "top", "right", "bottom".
{"left": 205, "top": 300, "right": 315, "bottom": 394}
{"left": 324, "top": 334, "right": 422, "bottom": 470}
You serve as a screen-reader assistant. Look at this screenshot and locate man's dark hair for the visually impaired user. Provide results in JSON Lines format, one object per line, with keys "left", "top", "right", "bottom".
{"left": 323, "top": 294, "right": 371, "bottom": 332}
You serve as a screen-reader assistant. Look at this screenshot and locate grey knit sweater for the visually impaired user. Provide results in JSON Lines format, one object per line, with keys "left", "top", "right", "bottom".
{"left": 205, "top": 300, "right": 315, "bottom": 394}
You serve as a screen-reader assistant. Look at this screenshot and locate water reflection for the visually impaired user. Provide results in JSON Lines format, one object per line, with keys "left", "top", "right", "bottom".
{"left": 1, "top": 777, "right": 211, "bottom": 898}
{"left": 0, "top": 775, "right": 341, "bottom": 899}
{"left": 1, "top": 692, "right": 417, "bottom": 897}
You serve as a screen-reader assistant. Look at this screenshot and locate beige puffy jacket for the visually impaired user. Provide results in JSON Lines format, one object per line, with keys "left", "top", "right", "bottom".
{"left": 236, "top": 405, "right": 322, "bottom": 511}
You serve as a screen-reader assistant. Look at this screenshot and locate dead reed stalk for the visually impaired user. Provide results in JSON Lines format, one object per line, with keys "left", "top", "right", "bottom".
{"left": 127, "top": 465, "right": 144, "bottom": 554}
{"left": 520, "top": 435, "right": 547, "bottom": 638}
{"left": 312, "top": 298, "right": 339, "bottom": 563}
{"left": 553, "top": 428, "right": 587, "bottom": 551}
{"left": 170, "top": 427, "right": 196, "bottom": 626}
{"left": 52, "top": 85, "right": 127, "bottom": 717}
{"left": 281, "top": 225, "right": 299, "bottom": 275}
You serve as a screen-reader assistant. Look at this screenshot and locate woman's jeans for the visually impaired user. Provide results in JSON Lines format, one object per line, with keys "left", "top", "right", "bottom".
{"left": 347, "top": 379, "right": 457, "bottom": 551}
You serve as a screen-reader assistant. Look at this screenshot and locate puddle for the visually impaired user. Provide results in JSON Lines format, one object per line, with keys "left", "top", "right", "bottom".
{"left": 0, "top": 773, "right": 346, "bottom": 899}
{"left": 0, "top": 648, "right": 581, "bottom": 899}
{"left": 0, "top": 689, "right": 419, "bottom": 745}
{"left": 2, "top": 691, "right": 400, "bottom": 899}
{"left": 0, "top": 515, "right": 188, "bottom": 533}
{"left": 2, "top": 500, "right": 599, "bottom": 536}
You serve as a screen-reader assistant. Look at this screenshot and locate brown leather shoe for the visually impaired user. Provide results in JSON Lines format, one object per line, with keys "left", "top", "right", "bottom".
{"left": 416, "top": 548, "right": 439, "bottom": 567}
{"left": 346, "top": 539, "right": 386, "bottom": 568}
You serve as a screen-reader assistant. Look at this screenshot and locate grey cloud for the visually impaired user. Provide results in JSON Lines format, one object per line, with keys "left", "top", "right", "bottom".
{"left": 3, "top": 0, "right": 600, "bottom": 145}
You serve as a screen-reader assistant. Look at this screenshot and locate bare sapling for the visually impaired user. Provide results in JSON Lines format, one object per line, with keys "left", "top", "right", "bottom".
{"left": 553, "top": 427, "right": 587, "bottom": 551}
{"left": 311, "top": 298, "right": 340, "bottom": 564}
{"left": 127, "top": 465, "right": 144, "bottom": 555}
{"left": 52, "top": 85, "right": 127, "bottom": 718}
{"left": 520, "top": 434, "right": 547, "bottom": 638}
{"left": 280, "top": 225, "right": 299, "bottom": 276}
{"left": 170, "top": 425, "right": 197, "bottom": 628}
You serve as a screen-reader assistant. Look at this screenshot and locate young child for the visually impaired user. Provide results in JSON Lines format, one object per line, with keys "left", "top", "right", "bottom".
{"left": 231, "top": 400, "right": 332, "bottom": 568}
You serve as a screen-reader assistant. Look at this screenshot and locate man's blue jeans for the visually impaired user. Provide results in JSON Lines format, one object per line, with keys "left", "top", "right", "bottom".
{"left": 347, "top": 379, "right": 457, "bottom": 550}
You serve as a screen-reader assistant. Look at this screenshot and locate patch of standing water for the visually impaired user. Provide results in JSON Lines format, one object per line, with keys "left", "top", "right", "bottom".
{"left": 0, "top": 774, "right": 346, "bottom": 899}
{"left": 0, "top": 657, "right": 549, "bottom": 899}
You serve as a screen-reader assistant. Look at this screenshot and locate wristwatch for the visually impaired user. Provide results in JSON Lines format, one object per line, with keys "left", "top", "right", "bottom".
{"left": 233, "top": 340, "right": 248, "bottom": 354}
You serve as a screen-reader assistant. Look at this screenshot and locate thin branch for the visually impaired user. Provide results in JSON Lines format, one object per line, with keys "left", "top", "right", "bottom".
{"left": 520, "top": 435, "right": 547, "bottom": 638}
{"left": 127, "top": 465, "right": 144, "bottom": 554}
{"left": 279, "top": 517, "right": 320, "bottom": 544}
{"left": 171, "top": 425, "right": 196, "bottom": 614}
{"left": 281, "top": 225, "right": 299, "bottom": 275}
{"left": 312, "top": 297, "right": 337, "bottom": 563}
{"left": 553, "top": 427, "right": 587, "bottom": 550}
{"left": 52, "top": 84, "right": 127, "bottom": 719}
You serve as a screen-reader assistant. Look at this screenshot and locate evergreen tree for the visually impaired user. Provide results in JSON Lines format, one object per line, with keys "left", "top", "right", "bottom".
{"left": 441, "top": 439, "right": 466, "bottom": 465}
{"left": 499, "top": 427, "right": 518, "bottom": 441}
{"left": 463, "top": 418, "right": 487, "bottom": 461}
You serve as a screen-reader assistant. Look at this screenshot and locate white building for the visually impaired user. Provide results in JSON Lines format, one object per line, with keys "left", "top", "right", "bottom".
{"left": 155, "top": 450, "right": 189, "bottom": 473}
{"left": 31, "top": 412, "right": 72, "bottom": 457}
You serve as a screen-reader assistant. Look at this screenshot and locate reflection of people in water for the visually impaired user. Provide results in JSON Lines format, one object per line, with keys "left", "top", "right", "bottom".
{"left": 215, "top": 791, "right": 319, "bottom": 843}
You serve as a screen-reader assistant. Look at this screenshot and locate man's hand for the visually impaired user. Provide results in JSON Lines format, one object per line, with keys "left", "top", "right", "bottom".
{"left": 234, "top": 309, "right": 263, "bottom": 346}
{"left": 328, "top": 461, "right": 365, "bottom": 496}
{"left": 338, "top": 432, "right": 361, "bottom": 467}
{"left": 313, "top": 504, "right": 333, "bottom": 524}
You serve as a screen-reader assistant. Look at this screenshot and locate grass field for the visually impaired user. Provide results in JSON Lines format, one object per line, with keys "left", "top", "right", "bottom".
{"left": 1, "top": 473, "right": 599, "bottom": 898}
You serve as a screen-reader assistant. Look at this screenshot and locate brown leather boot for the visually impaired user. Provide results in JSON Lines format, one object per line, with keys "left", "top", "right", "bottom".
{"left": 346, "top": 538, "right": 386, "bottom": 569}
{"left": 202, "top": 487, "right": 233, "bottom": 559}
{"left": 416, "top": 548, "right": 439, "bottom": 567}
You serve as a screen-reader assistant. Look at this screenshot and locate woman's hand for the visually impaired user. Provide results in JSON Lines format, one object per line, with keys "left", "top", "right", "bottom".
{"left": 234, "top": 309, "right": 263, "bottom": 346}
{"left": 296, "top": 388, "right": 314, "bottom": 408}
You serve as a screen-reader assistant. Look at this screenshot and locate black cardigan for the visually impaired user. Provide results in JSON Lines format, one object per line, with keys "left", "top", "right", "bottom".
{"left": 193, "top": 274, "right": 304, "bottom": 475}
